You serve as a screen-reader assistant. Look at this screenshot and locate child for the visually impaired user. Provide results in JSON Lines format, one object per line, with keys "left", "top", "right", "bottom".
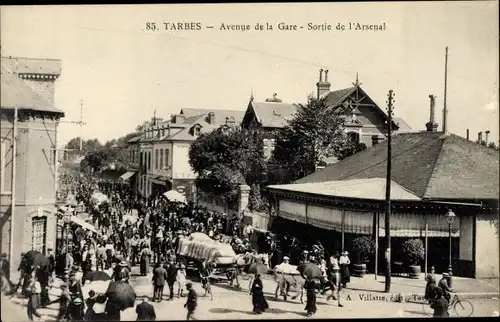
{"left": 177, "top": 264, "right": 187, "bottom": 298}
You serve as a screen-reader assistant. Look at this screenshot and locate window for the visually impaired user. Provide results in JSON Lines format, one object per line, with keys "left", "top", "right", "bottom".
{"left": 148, "top": 152, "right": 151, "bottom": 170}
{"left": 155, "top": 149, "right": 159, "bottom": 170}
{"left": 160, "top": 149, "right": 164, "bottom": 169}
{"left": 32, "top": 216, "right": 47, "bottom": 253}
{"left": 193, "top": 126, "right": 201, "bottom": 136}
{"left": 347, "top": 131, "right": 360, "bottom": 143}
{"left": 165, "top": 149, "right": 169, "bottom": 168}
{"left": 140, "top": 152, "right": 144, "bottom": 167}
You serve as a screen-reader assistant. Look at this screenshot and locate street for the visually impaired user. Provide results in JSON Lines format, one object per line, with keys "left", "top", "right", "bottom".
{"left": 3, "top": 268, "right": 498, "bottom": 321}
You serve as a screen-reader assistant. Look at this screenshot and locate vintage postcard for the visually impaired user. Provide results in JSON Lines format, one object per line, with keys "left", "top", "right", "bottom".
{"left": 1, "top": 2, "right": 499, "bottom": 320}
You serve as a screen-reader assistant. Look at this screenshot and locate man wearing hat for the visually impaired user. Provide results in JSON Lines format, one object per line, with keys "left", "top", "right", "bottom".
{"left": 68, "top": 272, "right": 85, "bottom": 318}
{"left": 49, "top": 282, "right": 71, "bottom": 321}
{"left": 339, "top": 251, "right": 351, "bottom": 288}
{"left": 136, "top": 295, "right": 156, "bottom": 321}
{"left": 113, "top": 261, "right": 130, "bottom": 283}
{"left": 438, "top": 272, "right": 454, "bottom": 303}
{"left": 328, "top": 262, "right": 344, "bottom": 307}
{"left": 300, "top": 250, "right": 310, "bottom": 265}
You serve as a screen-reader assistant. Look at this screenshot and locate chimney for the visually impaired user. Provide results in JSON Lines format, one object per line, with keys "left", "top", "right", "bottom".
{"left": 172, "top": 114, "right": 185, "bottom": 124}
{"left": 425, "top": 95, "right": 439, "bottom": 132}
{"left": 371, "top": 135, "right": 379, "bottom": 146}
{"left": 478, "top": 131, "right": 483, "bottom": 143}
{"left": 485, "top": 130, "right": 490, "bottom": 145}
{"left": 466, "top": 129, "right": 469, "bottom": 140}
{"left": 208, "top": 112, "right": 215, "bottom": 124}
{"left": 265, "top": 93, "right": 283, "bottom": 103}
{"left": 316, "top": 68, "right": 331, "bottom": 99}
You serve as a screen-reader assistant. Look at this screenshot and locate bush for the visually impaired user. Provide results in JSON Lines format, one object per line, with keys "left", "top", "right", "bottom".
{"left": 402, "top": 238, "right": 425, "bottom": 266}
{"left": 352, "top": 236, "right": 376, "bottom": 263}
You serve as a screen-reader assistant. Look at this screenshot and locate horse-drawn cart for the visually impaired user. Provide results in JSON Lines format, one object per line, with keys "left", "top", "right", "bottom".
{"left": 176, "top": 233, "right": 237, "bottom": 283}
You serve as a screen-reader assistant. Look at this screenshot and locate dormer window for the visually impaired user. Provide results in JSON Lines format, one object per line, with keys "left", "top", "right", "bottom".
{"left": 192, "top": 124, "right": 202, "bottom": 137}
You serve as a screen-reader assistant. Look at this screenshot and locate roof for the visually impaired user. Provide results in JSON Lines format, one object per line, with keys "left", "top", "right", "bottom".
{"left": 250, "top": 101, "right": 299, "bottom": 128}
{"left": 295, "top": 132, "right": 500, "bottom": 200}
{"left": 1, "top": 56, "right": 61, "bottom": 76}
{"left": 127, "top": 134, "right": 144, "bottom": 143}
{"left": 393, "top": 117, "right": 413, "bottom": 132}
{"left": 322, "top": 87, "right": 356, "bottom": 107}
{"left": 268, "top": 178, "right": 421, "bottom": 201}
{"left": 167, "top": 109, "right": 245, "bottom": 141}
{"left": 1, "top": 64, "right": 64, "bottom": 114}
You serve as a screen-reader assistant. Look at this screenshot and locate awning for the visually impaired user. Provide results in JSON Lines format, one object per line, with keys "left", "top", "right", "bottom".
{"left": 70, "top": 215, "right": 97, "bottom": 233}
{"left": 120, "top": 171, "right": 137, "bottom": 181}
{"left": 163, "top": 190, "right": 187, "bottom": 203}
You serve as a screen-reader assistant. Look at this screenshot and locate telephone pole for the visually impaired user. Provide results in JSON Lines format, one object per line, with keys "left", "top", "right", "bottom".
{"left": 442, "top": 47, "right": 449, "bottom": 134}
{"left": 79, "top": 100, "right": 84, "bottom": 151}
{"left": 384, "top": 89, "right": 395, "bottom": 293}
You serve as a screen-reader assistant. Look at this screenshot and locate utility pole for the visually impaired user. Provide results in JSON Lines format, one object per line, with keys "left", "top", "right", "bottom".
{"left": 9, "top": 107, "right": 18, "bottom": 278}
{"left": 384, "top": 89, "right": 395, "bottom": 293}
{"left": 442, "top": 47, "right": 449, "bottom": 134}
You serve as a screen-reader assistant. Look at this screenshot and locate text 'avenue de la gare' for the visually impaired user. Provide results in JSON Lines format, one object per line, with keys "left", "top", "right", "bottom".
{"left": 144, "top": 22, "right": 387, "bottom": 32}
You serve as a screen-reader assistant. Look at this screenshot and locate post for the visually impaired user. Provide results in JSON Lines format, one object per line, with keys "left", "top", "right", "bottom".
{"left": 341, "top": 209, "right": 345, "bottom": 251}
{"left": 442, "top": 47, "right": 449, "bottom": 134}
{"left": 9, "top": 107, "right": 18, "bottom": 278}
{"left": 79, "top": 100, "right": 84, "bottom": 151}
{"left": 384, "top": 90, "right": 395, "bottom": 293}
{"left": 374, "top": 210, "right": 379, "bottom": 280}
{"left": 424, "top": 214, "right": 429, "bottom": 277}
{"left": 448, "top": 223, "right": 452, "bottom": 270}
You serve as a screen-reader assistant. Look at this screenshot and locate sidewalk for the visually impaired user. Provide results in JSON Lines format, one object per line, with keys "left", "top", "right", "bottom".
{"left": 338, "top": 273, "right": 500, "bottom": 300}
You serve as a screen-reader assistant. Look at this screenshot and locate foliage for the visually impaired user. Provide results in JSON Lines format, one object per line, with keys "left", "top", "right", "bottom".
{"left": 477, "top": 140, "right": 499, "bottom": 151}
{"left": 248, "top": 183, "right": 265, "bottom": 212}
{"left": 352, "top": 236, "right": 376, "bottom": 263}
{"left": 271, "top": 95, "right": 365, "bottom": 183}
{"left": 402, "top": 238, "right": 425, "bottom": 266}
{"left": 189, "top": 126, "right": 266, "bottom": 207}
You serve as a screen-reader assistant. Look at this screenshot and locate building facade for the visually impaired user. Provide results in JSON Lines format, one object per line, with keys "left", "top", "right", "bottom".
{"left": 241, "top": 70, "right": 413, "bottom": 163}
{"left": 129, "top": 108, "right": 245, "bottom": 201}
{"left": 267, "top": 120, "right": 499, "bottom": 278}
{"left": 1, "top": 56, "right": 64, "bottom": 277}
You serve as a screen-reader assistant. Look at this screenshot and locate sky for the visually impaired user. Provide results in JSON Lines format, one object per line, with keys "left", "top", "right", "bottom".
{"left": 1, "top": 2, "right": 498, "bottom": 147}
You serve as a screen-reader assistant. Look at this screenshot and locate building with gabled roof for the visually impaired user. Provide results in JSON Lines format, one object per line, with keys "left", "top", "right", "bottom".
{"left": 1, "top": 56, "right": 65, "bottom": 278}
{"left": 126, "top": 108, "right": 245, "bottom": 200}
{"left": 266, "top": 101, "right": 499, "bottom": 278}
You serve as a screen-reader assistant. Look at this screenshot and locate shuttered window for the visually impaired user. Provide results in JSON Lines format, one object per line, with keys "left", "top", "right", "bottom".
{"left": 32, "top": 216, "right": 47, "bottom": 254}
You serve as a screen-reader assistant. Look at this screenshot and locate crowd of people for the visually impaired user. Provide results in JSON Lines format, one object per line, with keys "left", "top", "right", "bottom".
{"left": 0, "top": 172, "right": 457, "bottom": 321}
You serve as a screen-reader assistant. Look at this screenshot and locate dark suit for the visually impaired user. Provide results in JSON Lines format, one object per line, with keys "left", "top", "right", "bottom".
{"left": 136, "top": 301, "right": 156, "bottom": 321}
{"left": 165, "top": 264, "right": 177, "bottom": 300}
{"left": 152, "top": 266, "right": 168, "bottom": 302}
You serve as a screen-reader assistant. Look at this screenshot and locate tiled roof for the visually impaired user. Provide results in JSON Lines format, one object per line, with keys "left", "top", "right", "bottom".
{"left": 268, "top": 178, "right": 421, "bottom": 201}
{"left": 1, "top": 64, "right": 64, "bottom": 114}
{"left": 251, "top": 101, "right": 299, "bottom": 128}
{"left": 1, "top": 56, "right": 61, "bottom": 76}
{"left": 295, "top": 132, "right": 499, "bottom": 200}
{"left": 323, "top": 87, "right": 356, "bottom": 107}
{"left": 127, "top": 134, "right": 144, "bottom": 143}
{"left": 166, "top": 109, "right": 245, "bottom": 142}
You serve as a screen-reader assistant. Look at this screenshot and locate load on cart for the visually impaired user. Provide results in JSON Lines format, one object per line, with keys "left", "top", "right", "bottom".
{"left": 176, "top": 233, "right": 237, "bottom": 283}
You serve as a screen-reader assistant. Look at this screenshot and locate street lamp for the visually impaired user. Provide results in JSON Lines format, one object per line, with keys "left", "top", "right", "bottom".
{"left": 444, "top": 209, "right": 456, "bottom": 274}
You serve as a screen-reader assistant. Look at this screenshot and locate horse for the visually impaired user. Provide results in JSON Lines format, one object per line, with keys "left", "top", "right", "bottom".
{"left": 273, "top": 263, "right": 305, "bottom": 303}
{"left": 227, "top": 252, "right": 262, "bottom": 288}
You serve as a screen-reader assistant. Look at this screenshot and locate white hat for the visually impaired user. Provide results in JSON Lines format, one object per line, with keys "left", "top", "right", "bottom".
{"left": 283, "top": 256, "right": 290, "bottom": 261}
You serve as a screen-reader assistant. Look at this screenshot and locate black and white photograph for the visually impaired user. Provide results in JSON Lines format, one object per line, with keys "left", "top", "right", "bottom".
{"left": 1, "top": 2, "right": 499, "bottom": 320}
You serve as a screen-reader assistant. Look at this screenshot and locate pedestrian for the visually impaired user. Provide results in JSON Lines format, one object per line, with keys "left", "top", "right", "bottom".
{"left": 136, "top": 295, "right": 156, "bottom": 321}
{"left": 304, "top": 276, "right": 317, "bottom": 317}
{"left": 83, "top": 290, "right": 98, "bottom": 320}
{"left": 430, "top": 287, "right": 449, "bottom": 318}
{"left": 166, "top": 260, "right": 177, "bottom": 300}
{"left": 26, "top": 275, "right": 43, "bottom": 321}
{"left": 328, "top": 262, "right": 344, "bottom": 307}
{"left": 184, "top": 282, "right": 197, "bottom": 320}
{"left": 152, "top": 262, "right": 167, "bottom": 302}
{"left": 425, "top": 274, "right": 438, "bottom": 303}
{"left": 0, "top": 253, "right": 10, "bottom": 281}
{"left": 250, "top": 273, "right": 268, "bottom": 314}
{"left": 339, "top": 251, "right": 351, "bottom": 288}
{"left": 177, "top": 263, "right": 187, "bottom": 298}
{"left": 49, "top": 282, "right": 70, "bottom": 321}
{"left": 139, "top": 246, "right": 151, "bottom": 276}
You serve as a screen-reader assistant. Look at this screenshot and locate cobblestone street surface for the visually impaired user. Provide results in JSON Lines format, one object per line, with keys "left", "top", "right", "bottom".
{"left": 2, "top": 265, "right": 499, "bottom": 321}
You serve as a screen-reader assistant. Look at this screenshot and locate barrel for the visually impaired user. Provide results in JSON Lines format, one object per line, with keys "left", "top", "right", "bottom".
{"left": 408, "top": 265, "right": 421, "bottom": 279}
{"left": 352, "top": 263, "right": 366, "bottom": 277}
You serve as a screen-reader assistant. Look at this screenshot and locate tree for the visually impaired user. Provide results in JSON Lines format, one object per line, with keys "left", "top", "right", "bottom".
{"left": 189, "top": 126, "right": 265, "bottom": 207}
{"left": 271, "top": 95, "right": 363, "bottom": 183}
{"left": 135, "top": 120, "right": 152, "bottom": 132}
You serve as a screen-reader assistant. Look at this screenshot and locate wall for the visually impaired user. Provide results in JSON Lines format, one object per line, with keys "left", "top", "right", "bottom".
{"left": 475, "top": 213, "right": 499, "bottom": 278}
{"left": 152, "top": 141, "right": 172, "bottom": 177}
{"left": 458, "top": 215, "right": 474, "bottom": 276}
{"left": 23, "top": 78, "right": 57, "bottom": 105}
{"left": 172, "top": 142, "right": 196, "bottom": 180}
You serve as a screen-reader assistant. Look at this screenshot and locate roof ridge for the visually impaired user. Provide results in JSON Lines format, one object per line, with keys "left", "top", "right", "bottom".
{"left": 1, "top": 56, "right": 61, "bottom": 62}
